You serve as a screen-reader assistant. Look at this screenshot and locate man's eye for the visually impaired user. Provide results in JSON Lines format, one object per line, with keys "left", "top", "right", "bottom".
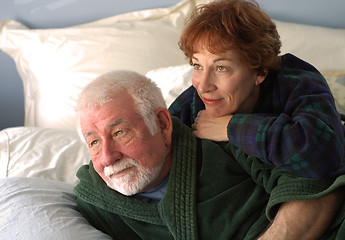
{"left": 88, "top": 139, "right": 101, "bottom": 155}
{"left": 90, "top": 140, "right": 99, "bottom": 147}
{"left": 114, "top": 130, "right": 125, "bottom": 138}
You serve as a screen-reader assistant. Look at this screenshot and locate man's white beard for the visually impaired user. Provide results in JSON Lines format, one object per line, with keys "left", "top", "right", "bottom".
{"left": 104, "top": 158, "right": 164, "bottom": 196}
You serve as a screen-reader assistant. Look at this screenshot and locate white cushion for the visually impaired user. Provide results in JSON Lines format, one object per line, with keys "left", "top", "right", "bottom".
{"left": 0, "top": 177, "right": 112, "bottom": 240}
{"left": 0, "top": 0, "right": 194, "bottom": 130}
{"left": 0, "top": 127, "right": 89, "bottom": 185}
{"left": 321, "top": 71, "right": 345, "bottom": 114}
{"left": 146, "top": 64, "right": 193, "bottom": 107}
{"left": 275, "top": 19, "right": 345, "bottom": 71}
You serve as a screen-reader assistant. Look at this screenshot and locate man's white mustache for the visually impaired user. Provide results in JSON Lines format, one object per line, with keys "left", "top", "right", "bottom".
{"left": 104, "top": 158, "right": 138, "bottom": 177}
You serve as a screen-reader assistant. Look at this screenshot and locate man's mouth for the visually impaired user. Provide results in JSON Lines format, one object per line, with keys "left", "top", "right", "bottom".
{"left": 105, "top": 165, "right": 134, "bottom": 179}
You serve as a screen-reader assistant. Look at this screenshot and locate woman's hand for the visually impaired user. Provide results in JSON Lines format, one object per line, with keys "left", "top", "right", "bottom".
{"left": 192, "top": 110, "right": 232, "bottom": 142}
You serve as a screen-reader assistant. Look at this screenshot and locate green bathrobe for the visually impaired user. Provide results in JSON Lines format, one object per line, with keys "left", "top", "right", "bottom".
{"left": 74, "top": 117, "right": 345, "bottom": 240}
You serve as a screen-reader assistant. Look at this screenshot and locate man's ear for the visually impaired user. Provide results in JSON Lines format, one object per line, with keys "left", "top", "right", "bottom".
{"left": 255, "top": 68, "right": 268, "bottom": 86}
{"left": 155, "top": 108, "right": 173, "bottom": 146}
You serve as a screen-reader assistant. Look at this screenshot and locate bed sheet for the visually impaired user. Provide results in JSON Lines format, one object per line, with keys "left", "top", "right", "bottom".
{"left": 0, "top": 177, "right": 112, "bottom": 239}
{"left": 0, "top": 127, "right": 89, "bottom": 185}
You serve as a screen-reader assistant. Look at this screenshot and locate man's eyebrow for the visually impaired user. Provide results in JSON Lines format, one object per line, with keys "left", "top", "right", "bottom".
{"left": 84, "top": 131, "right": 94, "bottom": 138}
{"left": 83, "top": 119, "right": 126, "bottom": 138}
{"left": 108, "top": 119, "right": 126, "bottom": 128}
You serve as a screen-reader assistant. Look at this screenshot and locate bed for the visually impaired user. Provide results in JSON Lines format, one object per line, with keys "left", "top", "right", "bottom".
{"left": 0, "top": 0, "right": 345, "bottom": 238}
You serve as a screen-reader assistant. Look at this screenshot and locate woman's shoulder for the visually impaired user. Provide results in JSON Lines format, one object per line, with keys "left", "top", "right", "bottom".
{"left": 280, "top": 53, "right": 321, "bottom": 74}
{"left": 169, "top": 85, "right": 204, "bottom": 126}
{"left": 277, "top": 53, "right": 327, "bottom": 87}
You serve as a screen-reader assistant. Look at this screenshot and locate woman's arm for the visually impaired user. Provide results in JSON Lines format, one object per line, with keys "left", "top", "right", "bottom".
{"left": 228, "top": 144, "right": 345, "bottom": 240}
{"left": 258, "top": 188, "right": 345, "bottom": 240}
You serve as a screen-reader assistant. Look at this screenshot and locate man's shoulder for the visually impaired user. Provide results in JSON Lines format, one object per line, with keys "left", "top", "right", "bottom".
{"left": 171, "top": 116, "right": 241, "bottom": 162}
{"left": 75, "top": 162, "right": 93, "bottom": 184}
{"left": 74, "top": 162, "right": 107, "bottom": 198}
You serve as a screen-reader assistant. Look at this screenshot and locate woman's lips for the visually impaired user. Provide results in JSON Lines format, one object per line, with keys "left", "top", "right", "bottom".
{"left": 203, "top": 97, "right": 222, "bottom": 105}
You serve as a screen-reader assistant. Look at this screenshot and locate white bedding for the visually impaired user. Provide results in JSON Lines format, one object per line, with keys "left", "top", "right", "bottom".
{"left": 0, "top": 0, "right": 345, "bottom": 238}
{"left": 0, "top": 177, "right": 111, "bottom": 239}
{"left": 0, "top": 127, "right": 89, "bottom": 185}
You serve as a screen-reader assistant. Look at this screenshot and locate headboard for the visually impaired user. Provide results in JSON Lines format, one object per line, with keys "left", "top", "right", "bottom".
{"left": 1, "top": 0, "right": 345, "bottom": 130}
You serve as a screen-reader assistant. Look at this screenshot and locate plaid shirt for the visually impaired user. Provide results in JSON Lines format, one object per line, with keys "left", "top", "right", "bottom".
{"left": 169, "top": 54, "right": 345, "bottom": 178}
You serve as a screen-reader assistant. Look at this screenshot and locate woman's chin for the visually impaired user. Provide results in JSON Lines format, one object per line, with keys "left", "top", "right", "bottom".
{"left": 204, "top": 106, "right": 235, "bottom": 118}
{"left": 204, "top": 109, "right": 224, "bottom": 118}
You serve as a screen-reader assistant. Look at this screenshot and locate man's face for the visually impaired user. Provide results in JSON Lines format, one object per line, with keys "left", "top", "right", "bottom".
{"left": 80, "top": 91, "right": 172, "bottom": 196}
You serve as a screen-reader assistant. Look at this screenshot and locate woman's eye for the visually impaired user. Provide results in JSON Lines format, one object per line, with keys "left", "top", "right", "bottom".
{"left": 192, "top": 63, "right": 203, "bottom": 70}
{"left": 216, "top": 66, "right": 227, "bottom": 72}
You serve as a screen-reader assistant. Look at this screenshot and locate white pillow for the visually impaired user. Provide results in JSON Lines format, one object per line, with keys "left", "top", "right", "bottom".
{"left": 0, "top": 0, "right": 193, "bottom": 130}
{"left": 275, "top": 19, "right": 345, "bottom": 71}
{"left": 146, "top": 64, "right": 193, "bottom": 107}
{"left": 0, "top": 177, "right": 112, "bottom": 240}
{"left": 0, "top": 127, "right": 89, "bottom": 185}
{"left": 321, "top": 71, "right": 345, "bottom": 115}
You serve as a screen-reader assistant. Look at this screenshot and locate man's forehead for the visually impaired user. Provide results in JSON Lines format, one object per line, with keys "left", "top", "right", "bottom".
{"left": 80, "top": 93, "right": 139, "bottom": 138}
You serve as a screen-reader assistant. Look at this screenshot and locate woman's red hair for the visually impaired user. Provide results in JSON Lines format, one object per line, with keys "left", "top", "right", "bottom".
{"left": 179, "top": 0, "right": 282, "bottom": 73}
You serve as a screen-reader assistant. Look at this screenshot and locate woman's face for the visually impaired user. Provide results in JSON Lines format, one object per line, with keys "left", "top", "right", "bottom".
{"left": 191, "top": 48, "right": 266, "bottom": 118}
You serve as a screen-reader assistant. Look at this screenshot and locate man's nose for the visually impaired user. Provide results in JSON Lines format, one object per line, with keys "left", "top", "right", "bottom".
{"left": 101, "top": 140, "right": 123, "bottom": 167}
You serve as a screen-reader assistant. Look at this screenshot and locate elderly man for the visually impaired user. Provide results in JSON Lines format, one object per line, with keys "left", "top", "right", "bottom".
{"left": 74, "top": 70, "right": 345, "bottom": 240}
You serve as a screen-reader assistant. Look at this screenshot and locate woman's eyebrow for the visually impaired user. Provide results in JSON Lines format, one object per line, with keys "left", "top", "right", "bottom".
{"left": 213, "top": 57, "right": 233, "bottom": 63}
{"left": 191, "top": 56, "right": 233, "bottom": 63}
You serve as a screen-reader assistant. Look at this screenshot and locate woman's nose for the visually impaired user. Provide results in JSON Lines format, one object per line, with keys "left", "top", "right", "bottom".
{"left": 193, "top": 70, "right": 215, "bottom": 94}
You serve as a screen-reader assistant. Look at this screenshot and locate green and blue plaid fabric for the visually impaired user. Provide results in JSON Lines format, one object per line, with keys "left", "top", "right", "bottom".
{"left": 169, "top": 54, "right": 345, "bottom": 178}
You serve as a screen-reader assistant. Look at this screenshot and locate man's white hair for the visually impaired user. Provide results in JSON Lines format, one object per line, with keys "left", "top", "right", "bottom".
{"left": 77, "top": 70, "right": 167, "bottom": 135}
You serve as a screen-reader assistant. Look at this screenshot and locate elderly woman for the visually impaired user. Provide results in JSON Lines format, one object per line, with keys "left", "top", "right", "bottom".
{"left": 169, "top": 0, "right": 345, "bottom": 178}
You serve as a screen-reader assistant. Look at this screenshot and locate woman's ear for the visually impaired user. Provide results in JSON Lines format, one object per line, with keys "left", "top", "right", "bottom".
{"left": 255, "top": 68, "right": 268, "bottom": 86}
{"left": 155, "top": 108, "right": 173, "bottom": 146}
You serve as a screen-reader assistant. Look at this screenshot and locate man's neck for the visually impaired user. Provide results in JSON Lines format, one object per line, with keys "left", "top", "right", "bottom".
{"left": 133, "top": 175, "right": 170, "bottom": 203}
